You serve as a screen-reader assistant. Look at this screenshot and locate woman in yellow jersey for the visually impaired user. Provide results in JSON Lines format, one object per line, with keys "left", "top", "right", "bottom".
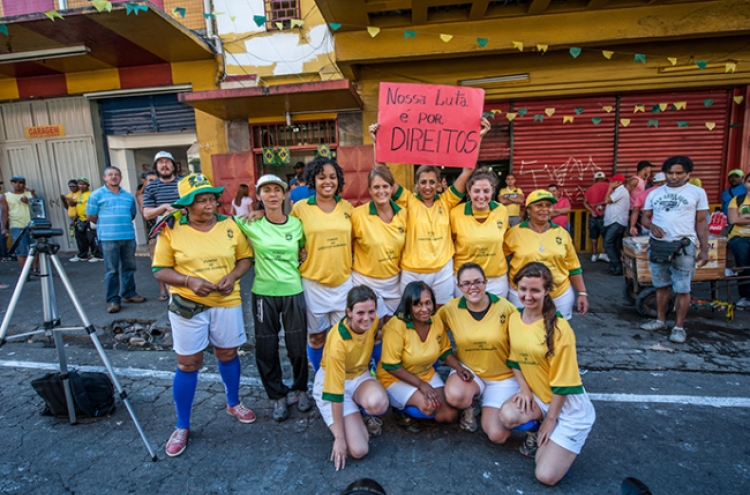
{"left": 503, "top": 190, "right": 589, "bottom": 320}
{"left": 439, "top": 263, "right": 519, "bottom": 443}
{"left": 313, "top": 286, "right": 389, "bottom": 471}
{"left": 290, "top": 157, "right": 353, "bottom": 371}
{"left": 450, "top": 168, "right": 509, "bottom": 298}
{"left": 499, "top": 263, "right": 595, "bottom": 486}
{"left": 351, "top": 166, "right": 407, "bottom": 319}
{"left": 369, "top": 118, "right": 492, "bottom": 306}
{"left": 152, "top": 174, "right": 256, "bottom": 457}
{"left": 727, "top": 172, "right": 750, "bottom": 307}
{"left": 376, "top": 281, "right": 464, "bottom": 432}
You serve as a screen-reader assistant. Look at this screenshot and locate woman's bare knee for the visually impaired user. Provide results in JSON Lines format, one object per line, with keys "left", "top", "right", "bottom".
{"left": 348, "top": 443, "right": 369, "bottom": 460}
{"left": 535, "top": 468, "right": 561, "bottom": 486}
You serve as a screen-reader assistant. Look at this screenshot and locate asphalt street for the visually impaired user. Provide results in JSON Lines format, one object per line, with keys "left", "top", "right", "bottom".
{"left": 0, "top": 255, "right": 749, "bottom": 494}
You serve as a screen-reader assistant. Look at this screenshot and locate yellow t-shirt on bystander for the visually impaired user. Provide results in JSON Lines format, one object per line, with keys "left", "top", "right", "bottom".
{"left": 499, "top": 187, "right": 523, "bottom": 217}
{"left": 728, "top": 196, "right": 750, "bottom": 240}
{"left": 66, "top": 191, "right": 79, "bottom": 219}
{"left": 76, "top": 190, "right": 91, "bottom": 221}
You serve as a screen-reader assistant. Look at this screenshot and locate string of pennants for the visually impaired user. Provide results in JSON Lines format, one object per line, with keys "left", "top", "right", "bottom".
{"left": 262, "top": 144, "right": 331, "bottom": 166}
{"left": 483, "top": 96, "right": 745, "bottom": 130}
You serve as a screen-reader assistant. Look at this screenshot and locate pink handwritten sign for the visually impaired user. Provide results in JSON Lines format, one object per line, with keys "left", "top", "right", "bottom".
{"left": 376, "top": 82, "right": 485, "bottom": 168}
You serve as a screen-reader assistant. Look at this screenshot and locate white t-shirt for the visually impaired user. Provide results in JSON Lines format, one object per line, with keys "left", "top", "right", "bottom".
{"left": 232, "top": 196, "right": 254, "bottom": 217}
{"left": 643, "top": 183, "right": 709, "bottom": 243}
{"left": 604, "top": 185, "right": 630, "bottom": 227}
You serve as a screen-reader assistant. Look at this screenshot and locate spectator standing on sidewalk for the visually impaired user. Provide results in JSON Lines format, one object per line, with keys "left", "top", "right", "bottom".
{"left": 640, "top": 156, "right": 709, "bottom": 343}
{"left": 0, "top": 182, "right": 11, "bottom": 263}
{"left": 726, "top": 172, "right": 750, "bottom": 308}
{"left": 547, "top": 184, "right": 571, "bottom": 232}
{"left": 498, "top": 173, "right": 524, "bottom": 227}
{"left": 61, "top": 179, "right": 79, "bottom": 238}
{"left": 86, "top": 166, "right": 146, "bottom": 314}
{"left": 721, "top": 169, "right": 746, "bottom": 217}
{"left": 583, "top": 172, "right": 610, "bottom": 263}
{"left": 1, "top": 176, "right": 38, "bottom": 274}
{"left": 602, "top": 175, "right": 630, "bottom": 276}
{"left": 629, "top": 172, "right": 666, "bottom": 236}
{"left": 627, "top": 161, "right": 653, "bottom": 209}
{"left": 70, "top": 178, "right": 102, "bottom": 262}
{"left": 289, "top": 174, "right": 312, "bottom": 206}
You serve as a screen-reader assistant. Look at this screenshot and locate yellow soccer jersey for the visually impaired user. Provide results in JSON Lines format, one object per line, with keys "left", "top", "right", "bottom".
{"left": 503, "top": 221, "right": 582, "bottom": 298}
{"left": 450, "top": 201, "right": 509, "bottom": 277}
{"left": 507, "top": 311, "right": 583, "bottom": 404}
{"left": 375, "top": 315, "right": 453, "bottom": 390}
{"left": 729, "top": 196, "right": 750, "bottom": 240}
{"left": 75, "top": 190, "right": 91, "bottom": 221}
{"left": 437, "top": 294, "right": 517, "bottom": 381}
{"left": 394, "top": 184, "right": 464, "bottom": 273}
{"left": 499, "top": 187, "right": 524, "bottom": 217}
{"left": 66, "top": 191, "right": 79, "bottom": 218}
{"left": 152, "top": 215, "right": 253, "bottom": 308}
{"left": 352, "top": 200, "right": 407, "bottom": 278}
{"left": 291, "top": 195, "right": 353, "bottom": 287}
{"left": 321, "top": 317, "right": 379, "bottom": 402}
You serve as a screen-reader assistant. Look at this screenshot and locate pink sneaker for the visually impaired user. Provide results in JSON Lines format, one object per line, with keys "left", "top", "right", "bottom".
{"left": 226, "top": 403, "right": 257, "bottom": 424}
{"left": 165, "top": 428, "right": 189, "bottom": 457}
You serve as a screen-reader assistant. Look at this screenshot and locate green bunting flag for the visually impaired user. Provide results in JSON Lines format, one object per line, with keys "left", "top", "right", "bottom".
{"left": 696, "top": 60, "right": 708, "bottom": 70}
{"left": 329, "top": 23, "right": 342, "bottom": 30}
{"left": 517, "top": 108, "right": 528, "bottom": 117}
{"left": 647, "top": 120, "right": 659, "bottom": 128}
{"left": 125, "top": 3, "right": 147, "bottom": 15}
{"left": 253, "top": 15, "right": 266, "bottom": 27}
{"left": 651, "top": 105, "right": 660, "bottom": 113}
{"left": 634, "top": 54, "right": 646, "bottom": 64}
{"left": 591, "top": 117, "right": 602, "bottom": 125}
{"left": 533, "top": 114, "right": 544, "bottom": 122}
{"left": 0, "top": 25, "right": 8, "bottom": 36}
{"left": 704, "top": 99, "right": 714, "bottom": 107}
{"left": 574, "top": 107, "right": 584, "bottom": 115}
{"left": 677, "top": 121, "right": 689, "bottom": 128}
{"left": 404, "top": 30, "right": 416, "bottom": 39}
{"left": 569, "top": 47, "right": 582, "bottom": 58}
{"left": 172, "top": 7, "right": 186, "bottom": 18}
{"left": 476, "top": 38, "right": 488, "bottom": 47}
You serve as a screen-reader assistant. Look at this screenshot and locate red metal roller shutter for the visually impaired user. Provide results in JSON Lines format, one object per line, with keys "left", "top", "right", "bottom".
{"left": 512, "top": 96, "right": 617, "bottom": 207}
{"left": 479, "top": 102, "right": 511, "bottom": 162}
{"left": 616, "top": 89, "right": 731, "bottom": 203}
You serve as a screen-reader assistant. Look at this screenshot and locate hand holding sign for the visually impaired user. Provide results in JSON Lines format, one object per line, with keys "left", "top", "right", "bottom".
{"left": 376, "top": 82, "right": 485, "bottom": 168}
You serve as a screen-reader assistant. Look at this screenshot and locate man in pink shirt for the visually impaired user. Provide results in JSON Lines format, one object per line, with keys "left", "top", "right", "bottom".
{"left": 629, "top": 172, "right": 666, "bottom": 236}
{"left": 584, "top": 172, "right": 610, "bottom": 262}
{"left": 548, "top": 184, "right": 571, "bottom": 230}
{"left": 627, "top": 161, "right": 653, "bottom": 208}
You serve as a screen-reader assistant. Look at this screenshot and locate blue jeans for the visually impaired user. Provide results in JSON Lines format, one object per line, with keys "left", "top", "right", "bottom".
{"left": 728, "top": 237, "right": 750, "bottom": 298}
{"left": 100, "top": 239, "right": 137, "bottom": 303}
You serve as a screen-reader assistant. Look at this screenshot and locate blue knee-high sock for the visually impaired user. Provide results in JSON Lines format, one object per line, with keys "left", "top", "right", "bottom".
{"left": 173, "top": 369, "right": 199, "bottom": 429}
{"left": 308, "top": 344, "right": 323, "bottom": 372}
{"left": 217, "top": 356, "right": 241, "bottom": 407}
{"left": 371, "top": 341, "right": 383, "bottom": 366}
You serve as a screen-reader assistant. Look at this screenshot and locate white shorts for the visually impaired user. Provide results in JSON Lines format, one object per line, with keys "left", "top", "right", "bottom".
{"left": 351, "top": 270, "right": 401, "bottom": 318}
{"left": 313, "top": 368, "right": 376, "bottom": 427}
{"left": 508, "top": 284, "right": 576, "bottom": 320}
{"left": 385, "top": 373, "right": 444, "bottom": 410}
{"left": 302, "top": 276, "right": 352, "bottom": 334}
{"left": 401, "top": 259, "right": 454, "bottom": 305}
{"left": 450, "top": 364, "right": 520, "bottom": 409}
{"left": 169, "top": 305, "right": 247, "bottom": 356}
{"left": 453, "top": 274, "right": 509, "bottom": 299}
{"left": 533, "top": 391, "right": 595, "bottom": 454}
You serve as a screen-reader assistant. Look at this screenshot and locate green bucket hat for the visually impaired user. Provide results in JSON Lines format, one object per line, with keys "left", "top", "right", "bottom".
{"left": 172, "top": 173, "right": 224, "bottom": 207}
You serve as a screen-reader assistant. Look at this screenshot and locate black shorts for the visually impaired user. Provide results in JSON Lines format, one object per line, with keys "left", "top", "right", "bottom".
{"left": 588, "top": 216, "right": 605, "bottom": 239}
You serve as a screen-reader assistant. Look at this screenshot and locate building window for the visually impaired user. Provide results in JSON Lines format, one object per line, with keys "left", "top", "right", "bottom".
{"left": 251, "top": 120, "right": 338, "bottom": 150}
{"left": 265, "top": 0, "right": 300, "bottom": 31}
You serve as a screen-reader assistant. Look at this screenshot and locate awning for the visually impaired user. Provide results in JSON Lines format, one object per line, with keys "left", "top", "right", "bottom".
{"left": 178, "top": 80, "right": 364, "bottom": 120}
{"left": 0, "top": 3, "right": 215, "bottom": 99}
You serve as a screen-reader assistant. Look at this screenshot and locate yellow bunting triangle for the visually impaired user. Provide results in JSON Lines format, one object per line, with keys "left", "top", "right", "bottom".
{"left": 667, "top": 57, "right": 678, "bottom": 66}
{"left": 659, "top": 103, "right": 669, "bottom": 111}
{"left": 367, "top": 26, "right": 380, "bottom": 37}
{"left": 92, "top": 0, "right": 112, "bottom": 12}
{"left": 705, "top": 122, "right": 716, "bottom": 131}
{"left": 620, "top": 118, "right": 631, "bottom": 127}
{"left": 512, "top": 41, "right": 524, "bottom": 52}
{"left": 491, "top": 109, "right": 503, "bottom": 115}
{"left": 563, "top": 116, "right": 574, "bottom": 124}
{"left": 734, "top": 96, "right": 745, "bottom": 105}
{"left": 726, "top": 62, "right": 737, "bottom": 74}
{"left": 440, "top": 34, "right": 453, "bottom": 43}
{"left": 506, "top": 112, "right": 517, "bottom": 122}
{"left": 602, "top": 50, "right": 614, "bottom": 60}
{"left": 634, "top": 104, "right": 645, "bottom": 113}
{"left": 674, "top": 102, "right": 687, "bottom": 110}
{"left": 275, "top": 22, "right": 284, "bottom": 30}
{"left": 602, "top": 105, "right": 613, "bottom": 113}
{"left": 545, "top": 108, "right": 556, "bottom": 117}
{"left": 536, "top": 44, "right": 548, "bottom": 53}
{"left": 44, "top": 10, "right": 63, "bottom": 21}
{"left": 291, "top": 19, "right": 305, "bottom": 28}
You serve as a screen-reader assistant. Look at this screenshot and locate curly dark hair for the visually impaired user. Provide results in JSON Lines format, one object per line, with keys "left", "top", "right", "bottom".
{"left": 304, "top": 156, "right": 345, "bottom": 196}
{"left": 662, "top": 156, "right": 694, "bottom": 174}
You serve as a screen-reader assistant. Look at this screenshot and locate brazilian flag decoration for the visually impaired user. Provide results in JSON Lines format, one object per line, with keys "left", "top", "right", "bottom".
{"left": 276, "top": 146, "right": 291, "bottom": 165}
{"left": 317, "top": 144, "right": 331, "bottom": 158}
{"left": 262, "top": 148, "right": 277, "bottom": 166}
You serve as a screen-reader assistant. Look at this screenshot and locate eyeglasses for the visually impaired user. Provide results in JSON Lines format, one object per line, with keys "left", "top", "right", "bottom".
{"left": 458, "top": 279, "right": 487, "bottom": 290}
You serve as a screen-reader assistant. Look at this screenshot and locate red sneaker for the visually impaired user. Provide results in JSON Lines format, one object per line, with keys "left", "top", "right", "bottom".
{"left": 165, "top": 428, "right": 189, "bottom": 457}
{"left": 226, "top": 403, "right": 257, "bottom": 424}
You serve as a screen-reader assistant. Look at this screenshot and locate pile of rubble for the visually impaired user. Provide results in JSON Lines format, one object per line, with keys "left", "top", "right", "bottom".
{"left": 111, "top": 319, "right": 171, "bottom": 350}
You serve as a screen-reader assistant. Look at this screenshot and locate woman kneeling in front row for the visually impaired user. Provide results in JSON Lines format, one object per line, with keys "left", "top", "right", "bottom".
{"left": 313, "top": 286, "right": 389, "bottom": 471}
{"left": 499, "top": 262, "right": 595, "bottom": 486}
{"left": 376, "top": 281, "right": 463, "bottom": 432}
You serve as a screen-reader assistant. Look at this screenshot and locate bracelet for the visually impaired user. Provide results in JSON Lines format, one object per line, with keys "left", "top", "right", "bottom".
{"left": 184, "top": 275, "right": 190, "bottom": 288}
{"left": 578, "top": 292, "right": 588, "bottom": 297}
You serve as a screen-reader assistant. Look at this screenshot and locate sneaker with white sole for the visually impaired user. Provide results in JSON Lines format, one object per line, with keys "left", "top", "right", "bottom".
{"left": 640, "top": 319, "right": 667, "bottom": 331}
{"left": 363, "top": 416, "right": 383, "bottom": 437}
{"left": 591, "top": 254, "right": 598, "bottom": 262}
{"left": 459, "top": 406, "right": 478, "bottom": 432}
{"left": 519, "top": 431, "right": 538, "bottom": 458}
{"left": 669, "top": 327, "right": 687, "bottom": 343}
{"left": 69, "top": 255, "right": 89, "bottom": 262}
{"left": 735, "top": 298, "right": 750, "bottom": 308}
{"left": 226, "top": 403, "right": 257, "bottom": 423}
{"left": 598, "top": 253, "right": 610, "bottom": 262}
{"left": 165, "top": 428, "right": 189, "bottom": 457}
{"left": 287, "top": 390, "right": 312, "bottom": 412}
{"left": 273, "top": 398, "right": 289, "bottom": 422}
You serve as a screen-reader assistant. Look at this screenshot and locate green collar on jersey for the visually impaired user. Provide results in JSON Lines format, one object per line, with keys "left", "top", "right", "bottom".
{"left": 457, "top": 292, "right": 500, "bottom": 309}
{"left": 368, "top": 199, "right": 402, "bottom": 215}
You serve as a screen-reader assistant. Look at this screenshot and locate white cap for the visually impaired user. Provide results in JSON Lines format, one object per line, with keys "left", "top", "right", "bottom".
{"left": 153, "top": 151, "right": 176, "bottom": 166}
{"left": 653, "top": 172, "right": 666, "bottom": 182}
{"left": 593, "top": 171, "right": 606, "bottom": 179}
{"left": 256, "top": 174, "right": 288, "bottom": 193}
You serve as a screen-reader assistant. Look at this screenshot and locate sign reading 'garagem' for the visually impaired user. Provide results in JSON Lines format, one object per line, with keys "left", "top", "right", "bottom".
{"left": 376, "top": 82, "right": 484, "bottom": 168}
{"left": 24, "top": 125, "right": 66, "bottom": 140}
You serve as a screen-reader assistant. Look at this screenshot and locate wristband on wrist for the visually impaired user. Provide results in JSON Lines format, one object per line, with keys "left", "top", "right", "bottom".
{"left": 184, "top": 275, "right": 190, "bottom": 288}
{"left": 578, "top": 292, "right": 587, "bottom": 297}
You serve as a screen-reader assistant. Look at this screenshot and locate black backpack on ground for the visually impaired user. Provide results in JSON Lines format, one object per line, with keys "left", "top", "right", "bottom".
{"left": 31, "top": 371, "right": 116, "bottom": 418}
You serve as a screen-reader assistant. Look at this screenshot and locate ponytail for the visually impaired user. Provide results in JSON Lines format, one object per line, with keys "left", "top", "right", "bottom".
{"left": 513, "top": 262, "right": 559, "bottom": 357}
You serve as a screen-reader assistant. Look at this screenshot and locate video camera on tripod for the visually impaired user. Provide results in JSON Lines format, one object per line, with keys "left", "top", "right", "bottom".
{"left": 9, "top": 198, "right": 64, "bottom": 255}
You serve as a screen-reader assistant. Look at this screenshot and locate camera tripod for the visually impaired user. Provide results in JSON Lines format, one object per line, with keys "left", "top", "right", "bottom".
{"left": 0, "top": 233, "right": 157, "bottom": 461}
